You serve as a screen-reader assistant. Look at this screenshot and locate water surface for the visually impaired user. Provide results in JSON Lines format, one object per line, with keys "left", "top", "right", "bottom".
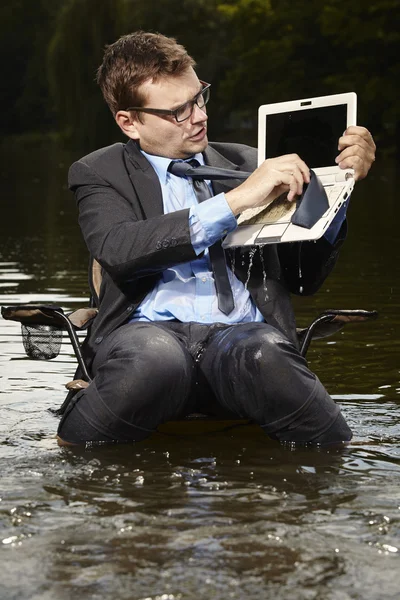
{"left": 0, "top": 142, "right": 399, "bottom": 599}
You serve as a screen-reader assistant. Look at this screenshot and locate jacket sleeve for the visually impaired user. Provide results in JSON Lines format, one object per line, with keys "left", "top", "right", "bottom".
{"left": 277, "top": 220, "right": 347, "bottom": 295}
{"left": 68, "top": 160, "right": 198, "bottom": 286}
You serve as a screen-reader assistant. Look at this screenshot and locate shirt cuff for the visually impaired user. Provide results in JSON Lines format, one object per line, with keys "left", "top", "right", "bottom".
{"left": 324, "top": 197, "right": 350, "bottom": 245}
{"left": 189, "top": 193, "right": 237, "bottom": 255}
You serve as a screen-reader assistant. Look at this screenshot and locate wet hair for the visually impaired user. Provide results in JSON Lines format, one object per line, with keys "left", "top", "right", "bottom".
{"left": 96, "top": 31, "right": 196, "bottom": 115}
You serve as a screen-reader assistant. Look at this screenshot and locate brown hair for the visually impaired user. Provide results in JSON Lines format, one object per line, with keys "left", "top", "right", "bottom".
{"left": 96, "top": 31, "right": 196, "bottom": 115}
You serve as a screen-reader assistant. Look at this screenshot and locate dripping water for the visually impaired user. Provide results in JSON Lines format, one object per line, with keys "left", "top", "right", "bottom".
{"left": 244, "top": 247, "right": 257, "bottom": 290}
{"left": 258, "top": 245, "right": 269, "bottom": 300}
{"left": 229, "top": 249, "right": 236, "bottom": 281}
{"left": 298, "top": 241, "right": 303, "bottom": 294}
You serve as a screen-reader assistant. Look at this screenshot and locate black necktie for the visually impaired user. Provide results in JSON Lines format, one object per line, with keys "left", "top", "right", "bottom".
{"left": 167, "top": 161, "right": 251, "bottom": 181}
{"left": 168, "top": 159, "right": 235, "bottom": 315}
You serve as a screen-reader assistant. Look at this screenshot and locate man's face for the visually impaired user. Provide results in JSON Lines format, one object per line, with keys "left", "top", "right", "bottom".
{"left": 124, "top": 68, "right": 209, "bottom": 159}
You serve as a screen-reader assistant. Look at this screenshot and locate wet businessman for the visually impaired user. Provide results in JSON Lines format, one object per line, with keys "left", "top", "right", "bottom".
{"left": 57, "top": 31, "right": 376, "bottom": 446}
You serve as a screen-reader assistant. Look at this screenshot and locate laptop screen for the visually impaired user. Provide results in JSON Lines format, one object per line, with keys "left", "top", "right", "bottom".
{"left": 265, "top": 104, "right": 347, "bottom": 169}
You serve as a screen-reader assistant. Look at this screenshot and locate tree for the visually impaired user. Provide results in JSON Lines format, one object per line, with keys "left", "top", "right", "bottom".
{"left": 0, "top": 0, "right": 62, "bottom": 135}
{"left": 216, "top": 0, "right": 400, "bottom": 152}
{"left": 47, "top": 0, "right": 232, "bottom": 149}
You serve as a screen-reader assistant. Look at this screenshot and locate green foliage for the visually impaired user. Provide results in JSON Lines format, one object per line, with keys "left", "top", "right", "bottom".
{"left": 0, "top": 0, "right": 62, "bottom": 134}
{"left": 216, "top": 0, "right": 400, "bottom": 151}
{"left": 318, "top": 0, "right": 400, "bottom": 145}
{"left": 2, "top": 0, "right": 400, "bottom": 154}
{"left": 46, "top": 0, "right": 234, "bottom": 149}
{"left": 47, "top": 0, "right": 131, "bottom": 149}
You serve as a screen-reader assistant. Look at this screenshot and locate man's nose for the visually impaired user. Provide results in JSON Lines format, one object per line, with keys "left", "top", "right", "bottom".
{"left": 191, "top": 103, "right": 208, "bottom": 123}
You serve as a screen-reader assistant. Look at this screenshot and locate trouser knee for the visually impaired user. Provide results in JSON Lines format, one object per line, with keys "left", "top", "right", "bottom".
{"left": 95, "top": 324, "right": 195, "bottom": 418}
{"left": 201, "top": 323, "right": 347, "bottom": 444}
{"left": 58, "top": 323, "right": 195, "bottom": 443}
{"left": 201, "top": 323, "right": 314, "bottom": 409}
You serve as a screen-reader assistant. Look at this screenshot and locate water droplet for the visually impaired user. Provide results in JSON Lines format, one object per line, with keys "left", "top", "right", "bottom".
{"left": 230, "top": 249, "right": 236, "bottom": 280}
{"left": 258, "top": 245, "right": 269, "bottom": 299}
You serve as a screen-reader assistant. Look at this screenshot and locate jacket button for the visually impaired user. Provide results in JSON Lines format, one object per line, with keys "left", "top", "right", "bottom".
{"left": 94, "top": 336, "right": 103, "bottom": 344}
{"left": 171, "top": 238, "right": 177, "bottom": 246}
{"left": 162, "top": 240, "right": 170, "bottom": 248}
{"left": 156, "top": 241, "right": 162, "bottom": 249}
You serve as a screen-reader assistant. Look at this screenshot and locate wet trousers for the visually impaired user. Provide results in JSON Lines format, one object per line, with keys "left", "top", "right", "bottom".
{"left": 57, "top": 321, "right": 352, "bottom": 445}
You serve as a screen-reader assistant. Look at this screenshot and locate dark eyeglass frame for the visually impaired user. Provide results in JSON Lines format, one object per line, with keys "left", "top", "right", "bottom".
{"left": 125, "top": 81, "right": 211, "bottom": 123}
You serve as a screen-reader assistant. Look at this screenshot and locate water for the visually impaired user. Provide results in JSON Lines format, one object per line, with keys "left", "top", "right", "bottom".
{"left": 1, "top": 141, "right": 399, "bottom": 599}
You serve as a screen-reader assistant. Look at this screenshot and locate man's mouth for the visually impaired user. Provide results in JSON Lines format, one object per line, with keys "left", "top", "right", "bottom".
{"left": 189, "top": 127, "right": 207, "bottom": 141}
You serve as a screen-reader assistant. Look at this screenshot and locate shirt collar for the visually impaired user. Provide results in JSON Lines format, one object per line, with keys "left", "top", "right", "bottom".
{"left": 141, "top": 150, "right": 205, "bottom": 184}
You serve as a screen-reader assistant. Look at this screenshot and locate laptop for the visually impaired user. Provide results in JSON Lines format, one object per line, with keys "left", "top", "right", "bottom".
{"left": 223, "top": 92, "right": 357, "bottom": 248}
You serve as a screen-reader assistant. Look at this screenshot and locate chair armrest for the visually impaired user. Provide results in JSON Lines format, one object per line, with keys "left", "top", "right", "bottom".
{"left": 1, "top": 304, "right": 97, "bottom": 329}
{"left": 1, "top": 303, "right": 95, "bottom": 382}
{"left": 297, "top": 309, "right": 378, "bottom": 357}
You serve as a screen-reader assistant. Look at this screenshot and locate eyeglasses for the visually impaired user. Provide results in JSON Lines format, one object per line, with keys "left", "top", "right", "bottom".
{"left": 125, "top": 81, "right": 211, "bottom": 123}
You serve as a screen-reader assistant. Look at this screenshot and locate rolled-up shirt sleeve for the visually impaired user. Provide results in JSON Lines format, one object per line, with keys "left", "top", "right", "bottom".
{"left": 189, "top": 193, "right": 238, "bottom": 255}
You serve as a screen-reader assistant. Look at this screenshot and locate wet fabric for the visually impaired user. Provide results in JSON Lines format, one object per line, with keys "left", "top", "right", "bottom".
{"left": 130, "top": 150, "right": 262, "bottom": 325}
{"left": 57, "top": 321, "right": 352, "bottom": 445}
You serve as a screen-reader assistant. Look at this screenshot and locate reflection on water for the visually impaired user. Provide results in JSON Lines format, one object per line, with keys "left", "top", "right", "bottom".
{"left": 0, "top": 142, "right": 399, "bottom": 599}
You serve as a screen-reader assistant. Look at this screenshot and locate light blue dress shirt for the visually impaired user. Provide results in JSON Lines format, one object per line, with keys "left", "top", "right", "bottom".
{"left": 131, "top": 150, "right": 348, "bottom": 323}
{"left": 131, "top": 151, "right": 264, "bottom": 324}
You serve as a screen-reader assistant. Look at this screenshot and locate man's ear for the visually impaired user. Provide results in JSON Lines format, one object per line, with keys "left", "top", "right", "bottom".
{"left": 115, "top": 110, "right": 140, "bottom": 140}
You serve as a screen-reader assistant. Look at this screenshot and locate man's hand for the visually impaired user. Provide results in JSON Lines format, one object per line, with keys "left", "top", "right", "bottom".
{"left": 336, "top": 126, "right": 376, "bottom": 181}
{"left": 226, "top": 154, "right": 310, "bottom": 216}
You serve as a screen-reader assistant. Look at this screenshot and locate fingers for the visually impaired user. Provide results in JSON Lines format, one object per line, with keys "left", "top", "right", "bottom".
{"left": 341, "top": 126, "right": 376, "bottom": 151}
{"left": 336, "top": 142, "right": 374, "bottom": 166}
{"left": 270, "top": 163, "right": 303, "bottom": 199}
{"left": 226, "top": 153, "right": 311, "bottom": 215}
{"left": 264, "top": 154, "right": 310, "bottom": 201}
{"left": 336, "top": 154, "right": 366, "bottom": 178}
{"left": 336, "top": 126, "right": 376, "bottom": 181}
{"left": 336, "top": 151, "right": 371, "bottom": 181}
{"left": 268, "top": 169, "right": 297, "bottom": 202}
{"left": 273, "top": 154, "right": 311, "bottom": 183}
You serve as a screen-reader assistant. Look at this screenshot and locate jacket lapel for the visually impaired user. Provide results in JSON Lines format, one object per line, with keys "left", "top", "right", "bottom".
{"left": 124, "top": 140, "right": 164, "bottom": 219}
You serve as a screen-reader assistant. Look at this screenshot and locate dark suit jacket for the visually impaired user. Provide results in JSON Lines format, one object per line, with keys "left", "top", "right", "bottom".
{"left": 69, "top": 139, "right": 346, "bottom": 373}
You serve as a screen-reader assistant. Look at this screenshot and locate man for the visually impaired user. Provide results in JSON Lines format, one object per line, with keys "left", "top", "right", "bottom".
{"left": 57, "top": 31, "right": 376, "bottom": 446}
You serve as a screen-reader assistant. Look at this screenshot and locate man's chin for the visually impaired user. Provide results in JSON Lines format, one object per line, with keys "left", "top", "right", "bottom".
{"left": 167, "top": 135, "right": 209, "bottom": 159}
{"left": 186, "top": 134, "right": 208, "bottom": 155}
